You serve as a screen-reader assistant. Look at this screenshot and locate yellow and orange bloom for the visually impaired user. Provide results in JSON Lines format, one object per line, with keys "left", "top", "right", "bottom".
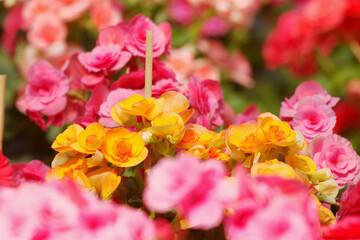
{"left": 70, "top": 122, "right": 106, "bottom": 154}
{"left": 259, "top": 117, "right": 296, "bottom": 147}
{"left": 102, "top": 127, "right": 148, "bottom": 167}
{"left": 227, "top": 123, "right": 264, "bottom": 153}
{"left": 87, "top": 167, "right": 121, "bottom": 200}
{"left": 285, "top": 154, "right": 317, "bottom": 173}
{"left": 51, "top": 124, "right": 84, "bottom": 152}
{"left": 177, "top": 124, "right": 218, "bottom": 149}
{"left": 251, "top": 159, "right": 298, "bottom": 179}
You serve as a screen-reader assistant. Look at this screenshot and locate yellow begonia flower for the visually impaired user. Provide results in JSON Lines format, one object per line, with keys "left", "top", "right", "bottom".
{"left": 111, "top": 94, "right": 165, "bottom": 126}
{"left": 177, "top": 124, "right": 217, "bottom": 149}
{"left": 227, "top": 124, "right": 264, "bottom": 153}
{"left": 102, "top": 127, "right": 148, "bottom": 167}
{"left": 160, "top": 91, "right": 190, "bottom": 113}
{"left": 71, "top": 122, "right": 106, "bottom": 154}
{"left": 285, "top": 154, "right": 317, "bottom": 173}
{"left": 257, "top": 112, "right": 280, "bottom": 125}
{"left": 312, "top": 195, "right": 336, "bottom": 225}
{"left": 52, "top": 124, "right": 84, "bottom": 152}
{"left": 259, "top": 117, "right": 296, "bottom": 147}
{"left": 307, "top": 168, "right": 339, "bottom": 204}
{"left": 251, "top": 159, "right": 298, "bottom": 179}
{"left": 87, "top": 167, "right": 121, "bottom": 200}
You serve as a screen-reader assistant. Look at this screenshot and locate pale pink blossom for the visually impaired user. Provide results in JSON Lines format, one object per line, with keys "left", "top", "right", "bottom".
{"left": 291, "top": 95, "right": 336, "bottom": 141}
{"left": 280, "top": 81, "right": 339, "bottom": 121}
{"left": 144, "top": 154, "right": 228, "bottom": 229}
{"left": 0, "top": 181, "right": 158, "bottom": 240}
{"left": 125, "top": 14, "right": 171, "bottom": 58}
{"left": 90, "top": 0, "right": 122, "bottom": 30}
{"left": 193, "top": 59, "right": 221, "bottom": 81}
{"left": 228, "top": 52, "right": 254, "bottom": 88}
{"left": 54, "top": 0, "right": 90, "bottom": 22}
{"left": 97, "top": 26, "right": 126, "bottom": 49}
{"left": 12, "top": 160, "right": 50, "bottom": 185}
{"left": 27, "top": 14, "right": 67, "bottom": 50}
{"left": 78, "top": 44, "right": 131, "bottom": 73}
{"left": 98, "top": 88, "right": 143, "bottom": 127}
{"left": 188, "top": 77, "right": 224, "bottom": 129}
{"left": 17, "top": 60, "right": 69, "bottom": 116}
{"left": 225, "top": 168, "right": 321, "bottom": 240}
{"left": 22, "top": 0, "right": 55, "bottom": 26}
{"left": 164, "top": 45, "right": 195, "bottom": 83}
{"left": 309, "top": 134, "right": 360, "bottom": 188}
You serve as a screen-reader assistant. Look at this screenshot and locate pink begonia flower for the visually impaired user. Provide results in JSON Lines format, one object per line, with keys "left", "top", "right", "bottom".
{"left": 12, "top": 160, "right": 50, "bottom": 185}
{"left": 27, "top": 14, "right": 67, "bottom": 50}
{"left": 54, "top": 0, "right": 90, "bottom": 22}
{"left": 193, "top": 59, "right": 221, "bottom": 81}
{"left": 48, "top": 98, "right": 85, "bottom": 128}
{"left": 0, "top": 151, "right": 13, "bottom": 187}
{"left": 78, "top": 43, "right": 131, "bottom": 73}
{"left": 225, "top": 168, "right": 321, "bottom": 240}
{"left": 26, "top": 110, "right": 48, "bottom": 131}
{"left": 322, "top": 216, "right": 360, "bottom": 239}
{"left": 291, "top": 95, "right": 336, "bottom": 141}
{"left": 97, "top": 26, "right": 126, "bottom": 49}
{"left": 90, "top": 0, "right": 122, "bottom": 30}
{"left": 188, "top": 77, "right": 224, "bottom": 129}
{"left": 81, "top": 73, "right": 109, "bottom": 91}
{"left": 1, "top": 4, "right": 25, "bottom": 56}
{"left": 152, "top": 79, "right": 180, "bottom": 98}
{"left": 202, "top": 16, "right": 230, "bottom": 37}
{"left": 309, "top": 134, "right": 360, "bottom": 188}
{"left": 234, "top": 103, "right": 259, "bottom": 125}
{"left": 98, "top": 88, "right": 143, "bottom": 127}
{"left": 0, "top": 181, "right": 158, "bottom": 240}
{"left": 280, "top": 81, "right": 339, "bottom": 121}
{"left": 221, "top": 102, "right": 236, "bottom": 127}
{"left": 168, "top": 0, "right": 196, "bottom": 26}
{"left": 337, "top": 181, "right": 360, "bottom": 220}
{"left": 153, "top": 218, "right": 175, "bottom": 240}
{"left": 125, "top": 14, "right": 171, "bottom": 58}
{"left": 62, "top": 53, "right": 88, "bottom": 92}
{"left": 197, "top": 39, "right": 229, "bottom": 69}
{"left": 17, "top": 60, "right": 69, "bottom": 116}
{"left": 144, "top": 154, "right": 228, "bottom": 229}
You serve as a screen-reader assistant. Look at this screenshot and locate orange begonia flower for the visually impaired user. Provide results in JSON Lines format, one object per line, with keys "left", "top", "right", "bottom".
{"left": 227, "top": 123, "right": 265, "bottom": 153}
{"left": 52, "top": 124, "right": 84, "bottom": 152}
{"left": 87, "top": 167, "right": 121, "bottom": 200}
{"left": 259, "top": 117, "right": 296, "bottom": 147}
{"left": 70, "top": 122, "right": 106, "bottom": 154}
{"left": 102, "top": 127, "right": 148, "bottom": 167}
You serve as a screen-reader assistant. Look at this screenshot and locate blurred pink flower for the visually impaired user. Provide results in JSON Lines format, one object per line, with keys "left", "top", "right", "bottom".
{"left": 309, "top": 134, "right": 360, "bottom": 188}
{"left": 228, "top": 52, "right": 254, "bottom": 88}
{"left": 193, "top": 59, "right": 220, "bottom": 81}
{"left": 12, "top": 160, "right": 50, "bottom": 185}
{"left": 322, "top": 216, "right": 360, "bottom": 239}
{"left": 234, "top": 103, "right": 259, "bottom": 125}
{"left": 17, "top": 60, "right": 69, "bottom": 116}
{"left": 0, "top": 151, "right": 13, "bottom": 187}
{"left": 337, "top": 181, "right": 360, "bottom": 220}
{"left": 125, "top": 14, "right": 171, "bottom": 58}
{"left": 280, "top": 81, "right": 339, "bottom": 121}
{"left": 188, "top": 77, "right": 224, "bottom": 129}
{"left": 98, "top": 88, "right": 143, "bottom": 127}
{"left": 78, "top": 44, "right": 131, "bottom": 73}
{"left": 22, "top": 0, "right": 55, "bottom": 26}
{"left": 90, "top": 0, "right": 122, "bottom": 30}
{"left": 54, "top": 0, "right": 90, "bottom": 22}
{"left": 48, "top": 98, "right": 85, "bottom": 127}
{"left": 168, "top": 0, "right": 196, "bottom": 26}
{"left": 202, "top": 16, "right": 230, "bottom": 37}
{"left": 0, "top": 181, "right": 158, "bottom": 240}
{"left": 291, "top": 96, "right": 336, "bottom": 141}
{"left": 154, "top": 218, "right": 175, "bottom": 240}
{"left": 97, "top": 25, "right": 126, "bottom": 49}
{"left": 164, "top": 45, "right": 195, "bottom": 83}
{"left": 27, "top": 14, "right": 67, "bottom": 50}
{"left": 225, "top": 168, "right": 320, "bottom": 240}
{"left": 144, "top": 154, "right": 228, "bottom": 229}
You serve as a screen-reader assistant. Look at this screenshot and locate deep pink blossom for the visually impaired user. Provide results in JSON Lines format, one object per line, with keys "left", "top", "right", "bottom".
{"left": 280, "top": 81, "right": 339, "bottom": 121}
{"left": 309, "top": 134, "right": 360, "bottom": 188}
{"left": 78, "top": 44, "right": 131, "bottom": 73}
{"left": 168, "top": 0, "right": 196, "bottom": 26}
{"left": 152, "top": 79, "right": 180, "bottom": 98}
{"left": 81, "top": 73, "right": 108, "bottom": 91}
{"left": 144, "top": 154, "right": 228, "bottom": 229}
{"left": 48, "top": 98, "right": 85, "bottom": 128}
{"left": 188, "top": 77, "right": 224, "bottom": 129}
{"left": 0, "top": 151, "right": 13, "bottom": 187}
{"left": 17, "top": 60, "right": 69, "bottom": 116}
{"left": 322, "top": 216, "right": 360, "bottom": 239}
{"left": 337, "top": 181, "right": 360, "bottom": 220}
{"left": 12, "top": 160, "right": 50, "bottom": 185}
{"left": 202, "top": 16, "right": 230, "bottom": 37}
{"left": 291, "top": 96, "right": 336, "bottom": 141}
{"left": 234, "top": 104, "right": 259, "bottom": 125}
{"left": 125, "top": 14, "right": 171, "bottom": 58}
